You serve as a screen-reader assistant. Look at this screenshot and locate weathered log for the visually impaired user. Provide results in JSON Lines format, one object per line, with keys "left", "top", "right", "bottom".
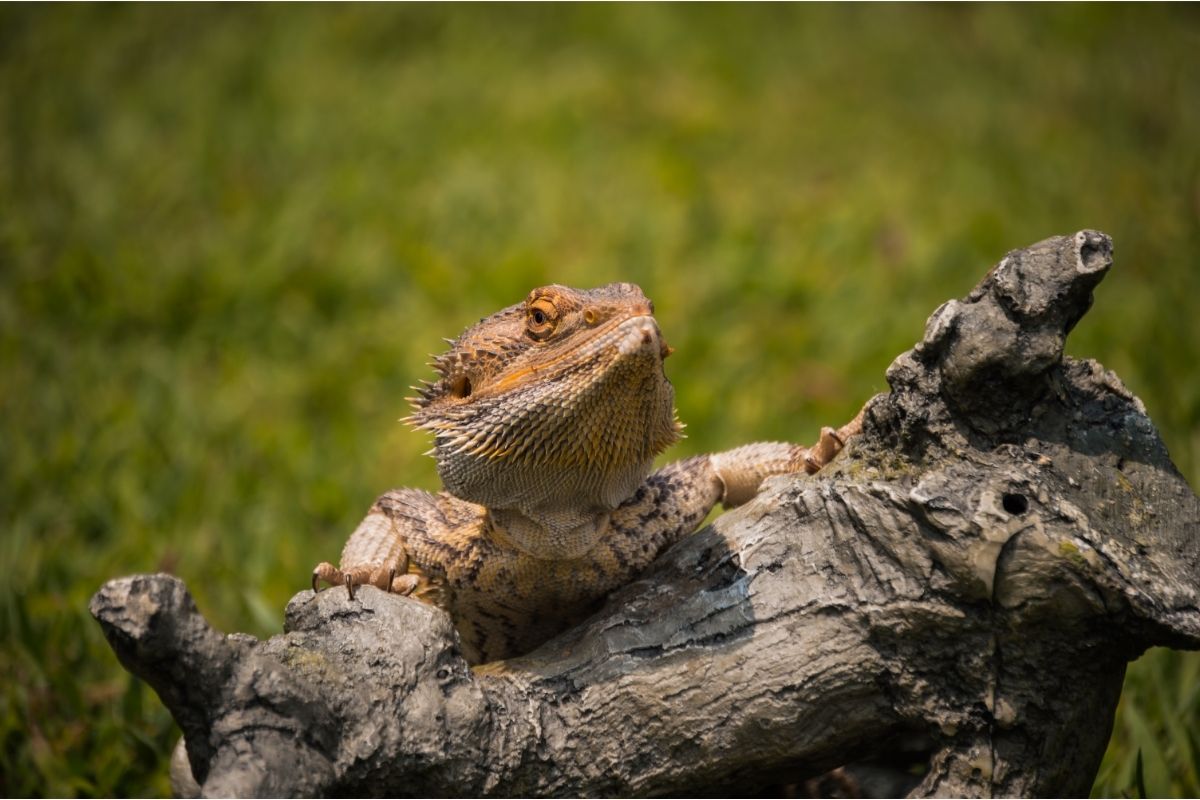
{"left": 91, "top": 230, "right": 1200, "bottom": 797}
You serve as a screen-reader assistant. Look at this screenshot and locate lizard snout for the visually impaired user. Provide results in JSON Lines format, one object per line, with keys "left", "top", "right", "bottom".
{"left": 617, "top": 316, "right": 664, "bottom": 358}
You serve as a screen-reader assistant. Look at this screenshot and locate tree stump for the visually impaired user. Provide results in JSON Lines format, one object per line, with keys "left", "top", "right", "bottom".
{"left": 91, "top": 230, "right": 1200, "bottom": 797}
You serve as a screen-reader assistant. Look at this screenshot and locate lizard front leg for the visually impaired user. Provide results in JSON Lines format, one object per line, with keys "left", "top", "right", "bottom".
{"left": 608, "top": 406, "right": 866, "bottom": 564}
{"left": 710, "top": 407, "right": 865, "bottom": 506}
{"left": 312, "top": 489, "right": 442, "bottom": 600}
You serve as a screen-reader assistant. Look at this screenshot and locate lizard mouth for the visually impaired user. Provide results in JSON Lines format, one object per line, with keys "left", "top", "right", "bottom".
{"left": 481, "top": 313, "right": 669, "bottom": 397}
{"left": 550, "top": 312, "right": 672, "bottom": 385}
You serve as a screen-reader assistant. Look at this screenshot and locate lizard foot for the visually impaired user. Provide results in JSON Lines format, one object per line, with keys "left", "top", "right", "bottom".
{"left": 311, "top": 562, "right": 422, "bottom": 600}
{"left": 803, "top": 408, "right": 865, "bottom": 474}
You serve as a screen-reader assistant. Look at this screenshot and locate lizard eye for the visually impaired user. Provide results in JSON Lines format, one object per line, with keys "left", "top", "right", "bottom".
{"left": 526, "top": 297, "right": 559, "bottom": 339}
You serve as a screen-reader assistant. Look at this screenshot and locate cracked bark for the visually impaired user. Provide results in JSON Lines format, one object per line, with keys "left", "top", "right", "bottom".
{"left": 91, "top": 230, "right": 1200, "bottom": 797}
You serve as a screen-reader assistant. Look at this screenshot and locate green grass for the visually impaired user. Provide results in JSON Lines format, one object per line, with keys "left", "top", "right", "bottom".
{"left": 2, "top": 6, "right": 1198, "bottom": 796}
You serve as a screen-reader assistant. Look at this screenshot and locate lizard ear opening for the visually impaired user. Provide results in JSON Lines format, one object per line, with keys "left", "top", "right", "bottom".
{"left": 450, "top": 375, "right": 472, "bottom": 399}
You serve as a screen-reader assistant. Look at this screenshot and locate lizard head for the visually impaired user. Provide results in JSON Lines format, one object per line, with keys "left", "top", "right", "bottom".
{"left": 407, "top": 282, "right": 681, "bottom": 515}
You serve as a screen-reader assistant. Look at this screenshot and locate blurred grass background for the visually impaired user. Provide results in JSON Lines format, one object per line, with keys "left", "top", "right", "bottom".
{"left": 1, "top": 5, "right": 1198, "bottom": 796}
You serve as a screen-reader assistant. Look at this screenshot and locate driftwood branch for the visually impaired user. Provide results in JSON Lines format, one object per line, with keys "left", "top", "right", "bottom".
{"left": 91, "top": 230, "right": 1200, "bottom": 797}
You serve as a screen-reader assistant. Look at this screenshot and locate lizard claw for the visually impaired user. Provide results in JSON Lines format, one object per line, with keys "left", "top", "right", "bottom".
{"left": 311, "top": 562, "right": 342, "bottom": 597}
{"left": 389, "top": 572, "right": 423, "bottom": 596}
{"left": 803, "top": 408, "right": 866, "bottom": 474}
{"left": 803, "top": 427, "right": 846, "bottom": 474}
{"left": 311, "top": 560, "right": 408, "bottom": 601}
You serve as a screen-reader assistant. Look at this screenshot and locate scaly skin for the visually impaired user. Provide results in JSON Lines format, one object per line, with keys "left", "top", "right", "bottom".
{"left": 314, "top": 283, "right": 862, "bottom": 664}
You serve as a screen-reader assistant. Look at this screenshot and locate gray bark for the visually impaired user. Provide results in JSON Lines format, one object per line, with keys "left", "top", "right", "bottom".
{"left": 91, "top": 230, "right": 1200, "bottom": 797}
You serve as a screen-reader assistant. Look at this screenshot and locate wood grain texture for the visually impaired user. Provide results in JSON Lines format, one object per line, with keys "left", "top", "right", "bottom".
{"left": 90, "top": 230, "right": 1200, "bottom": 797}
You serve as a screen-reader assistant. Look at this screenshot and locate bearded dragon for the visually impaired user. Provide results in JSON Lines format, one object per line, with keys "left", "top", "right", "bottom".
{"left": 313, "top": 283, "right": 861, "bottom": 664}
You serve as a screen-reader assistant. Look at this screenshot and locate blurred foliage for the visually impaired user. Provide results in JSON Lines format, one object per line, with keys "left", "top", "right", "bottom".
{"left": 1, "top": 5, "right": 1197, "bottom": 796}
